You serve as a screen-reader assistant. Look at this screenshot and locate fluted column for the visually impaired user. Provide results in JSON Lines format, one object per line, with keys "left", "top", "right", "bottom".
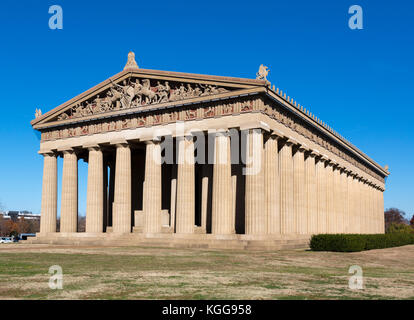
{"left": 40, "top": 153, "right": 57, "bottom": 233}
{"left": 326, "top": 162, "right": 334, "bottom": 233}
{"left": 342, "top": 170, "right": 349, "bottom": 233}
{"left": 367, "top": 182, "right": 371, "bottom": 234}
{"left": 316, "top": 157, "right": 327, "bottom": 233}
{"left": 333, "top": 167, "right": 341, "bottom": 233}
{"left": 143, "top": 141, "right": 162, "bottom": 233}
{"left": 355, "top": 177, "right": 362, "bottom": 234}
{"left": 379, "top": 188, "right": 385, "bottom": 233}
{"left": 371, "top": 184, "right": 376, "bottom": 234}
{"left": 347, "top": 173, "right": 354, "bottom": 233}
{"left": 176, "top": 136, "right": 195, "bottom": 234}
{"left": 60, "top": 150, "right": 78, "bottom": 232}
{"left": 280, "top": 140, "right": 294, "bottom": 234}
{"left": 245, "top": 129, "right": 265, "bottom": 235}
{"left": 86, "top": 147, "right": 104, "bottom": 233}
{"left": 113, "top": 144, "right": 131, "bottom": 233}
{"left": 305, "top": 152, "right": 317, "bottom": 234}
{"left": 293, "top": 146, "right": 306, "bottom": 234}
{"left": 265, "top": 134, "right": 280, "bottom": 234}
{"left": 350, "top": 174, "right": 357, "bottom": 233}
{"left": 170, "top": 165, "right": 177, "bottom": 230}
{"left": 363, "top": 180, "right": 368, "bottom": 234}
{"left": 212, "top": 132, "right": 234, "bottom": 234}
{"left": 376, "top": 187, "right": 381, "bottom": 233}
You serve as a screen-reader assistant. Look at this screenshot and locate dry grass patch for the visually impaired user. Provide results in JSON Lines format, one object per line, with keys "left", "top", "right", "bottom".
{"left": 0, "top": 244, "right": 413, "bottom": 299}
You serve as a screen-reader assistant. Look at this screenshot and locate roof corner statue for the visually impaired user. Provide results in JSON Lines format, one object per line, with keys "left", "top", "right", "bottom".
{"left": 256, "top": 64, "right": 269, "bottom": 81}
{"left": 34, "top": 108, "right": 42, "bottom": 119}
{"left": 123, "top": 51, "right": 139, "bottom": 70}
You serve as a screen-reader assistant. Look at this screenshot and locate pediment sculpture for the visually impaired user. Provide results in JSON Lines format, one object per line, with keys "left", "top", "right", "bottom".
{"left": 57, "top": 78, "right": 230, "bottom": 121}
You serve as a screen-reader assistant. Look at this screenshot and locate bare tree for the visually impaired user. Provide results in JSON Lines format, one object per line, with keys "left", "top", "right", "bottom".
{"left": 384, "top": 208, "right": 407, "bottom": 232}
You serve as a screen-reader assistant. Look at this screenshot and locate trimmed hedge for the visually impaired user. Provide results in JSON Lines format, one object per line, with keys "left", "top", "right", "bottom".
{"left": 310, "top": 233, "right": 414, "bottom": 252}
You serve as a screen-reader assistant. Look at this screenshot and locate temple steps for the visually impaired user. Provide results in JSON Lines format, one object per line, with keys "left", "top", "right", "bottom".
{"left": 21, "top": 233, "right": 310, "bottom": 251}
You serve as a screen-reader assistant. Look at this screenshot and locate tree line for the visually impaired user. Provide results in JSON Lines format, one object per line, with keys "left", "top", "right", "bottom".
{"left": 0, "top": 208, "right": 412, "bottom": 237}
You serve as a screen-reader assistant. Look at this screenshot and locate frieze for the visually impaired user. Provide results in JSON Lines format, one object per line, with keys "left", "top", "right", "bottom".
{"left": 56, "top": 77, "right": 230, "bottom": 121}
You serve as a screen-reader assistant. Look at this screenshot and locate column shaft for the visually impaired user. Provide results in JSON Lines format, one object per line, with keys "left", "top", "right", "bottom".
{"left": 316, "top": 159, "right": 327, "bottom": 233}
{"left": 293, "top": 148, "right": 306, "bottom": 234}
{"left": 113, "top": 144, "right": 131, "bottom": 233}
{"left": 60, "top": 151, "right": 78, "bottom": 232}
{"left": 212, "top": 133, "right": 234, "bottom": 234}
{"left": 143, "top": 141, "right": 162, "bottom": 233}
{"left": 280, "top": 141, "right": 294, "bottom": 234}
{"left": 305, "top": 154, "right": 317, "bottom": 234}
{"left": 176, "top": 137, "right": 195, "bottom": 234}
{"left": 40, "top": 153, "right": 57, "bottom": 233}
{"left": 326, "top": 163, "right": 334, "bottom": 233}
{"left": 86, "top": 147, "right": 104, "bottom": 233}
{"left": 265, "top": 135, "right": 280, "bottom": 234}
{"left": 245, "top": 129, "right": 266, "bottom": 235}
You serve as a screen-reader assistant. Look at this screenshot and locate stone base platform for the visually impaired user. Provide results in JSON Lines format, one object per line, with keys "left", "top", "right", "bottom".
{"left": 22, "top": 232, "right": 311, "bottom": 251}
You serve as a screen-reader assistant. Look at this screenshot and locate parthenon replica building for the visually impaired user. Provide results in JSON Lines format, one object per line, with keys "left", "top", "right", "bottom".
{"left": 29, "top": 53, "right": 389, "bottom": 249}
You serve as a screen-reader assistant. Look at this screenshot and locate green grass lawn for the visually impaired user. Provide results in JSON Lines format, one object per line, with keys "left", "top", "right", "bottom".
{"left": 0, "top": 244, "right": 413, "bottom": 299}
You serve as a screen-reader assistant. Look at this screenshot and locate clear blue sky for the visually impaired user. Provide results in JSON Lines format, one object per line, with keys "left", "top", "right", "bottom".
{"left": 0, "top": 0, "right": 412, "bottom": 219}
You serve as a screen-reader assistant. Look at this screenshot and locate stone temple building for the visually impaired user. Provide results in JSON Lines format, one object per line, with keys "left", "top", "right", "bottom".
{"left": 29, "top": 52, "right": 389, "bottom": 249}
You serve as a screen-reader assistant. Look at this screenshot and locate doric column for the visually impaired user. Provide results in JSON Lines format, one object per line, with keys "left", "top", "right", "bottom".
{"left": 176, "top": 136, "right": 195, "bottom": 234}
{"left": 367, "top": 182, "right": 371, "bottom": 234}
{"left": 305, "top": 151, "right": 317, "bottom": 234}
{"left": 86, "top": 147, "right": 104, "bottom": 233}
{"left": 333, "top": 167, "right": 341, "bottom": 233}
{"left": 293, "top": 145, "right": 307, "bottom": 234}
{"left": 200, "top": 165, "right": 209, "bottom": 232}
{"left": 316, "top": 157, "right": 327, "bottom": 233}
{"left": 377, "top": 187, "right": 382, "bottom": 233}
{"left": 212, "top": 131, "right": 234, "bottom": 234}
{"left": 372, "top": 185, "right": 376, "bottom": 234}
{"left": 265, "top": 133, "right": 280, "bottom": 235}
{"left": 40, "top": 152, "right": 57, "bottom": 233}
{"left": 363, "top": 180, "right": 368, "bottom": 234}
{"left": 347, "top": 172, "right": 353, "bottom": 233}
{"left": 355, "top": 177, "right": 362, "bottom": 234}
{"left": 170, "top": 165, "right": 177, "bottom": 230}
{"left": 280, "top": 140, "right": 294, "bottom": 234}
{"left": 60, "top": 150, "right": 78, "bottom": 233}
{"left": 113, "top": 144, "right": 131, "bottom": 233}
{"left": 143, "top": 140, "right": 162, "bottom": 233}
{"left": 379, "top": 189, "right": 385, "bottom": 233}
{"left": 341, "top": 170, "right": 349, "bottom": 233}
{"left": 326, "top": 162, "right": 334, "bottom": 234}
{"left": 245, "top": 129, "right": 266, "bottom": 235}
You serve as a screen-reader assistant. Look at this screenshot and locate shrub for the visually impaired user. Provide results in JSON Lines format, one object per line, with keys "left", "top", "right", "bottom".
{"left": 310, "top": 233, "right": 414, "bottom": 252}
{"left": 386, "top": 223, "right": 413, "bottom": 234}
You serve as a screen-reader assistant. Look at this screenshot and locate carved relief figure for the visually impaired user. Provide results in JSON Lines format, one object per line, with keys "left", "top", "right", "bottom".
{"left": 56, "top": 77, "right": 229, "bottom": 121}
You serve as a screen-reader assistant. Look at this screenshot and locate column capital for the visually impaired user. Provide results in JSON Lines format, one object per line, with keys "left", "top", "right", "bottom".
{"left": 297, "top": 143, "right": 309, "bottom": 153}
{"left": 59, "top": 147, "right": 78, "bottom": 155}
{"left": 326, "top": 158, "right": 337, "bottom": 167}
{"left": 143, "top": 138, "right": 162, "bottom": 145}
{"left": 269, "top": 128, "right": 285, "bottom": 139}
{"left": 306, "top": 149, "right": 320, "bottom": 158}
{"left": 38, "top": 150, "right": 57, "bottom": 157}
{"left": 109, "top": 139, "right": 129, "bottom": 147}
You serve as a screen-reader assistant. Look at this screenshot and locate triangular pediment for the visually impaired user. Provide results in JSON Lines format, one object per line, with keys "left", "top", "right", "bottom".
{"left": 32, "top": 69, "right": 266, "bottom": 129}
